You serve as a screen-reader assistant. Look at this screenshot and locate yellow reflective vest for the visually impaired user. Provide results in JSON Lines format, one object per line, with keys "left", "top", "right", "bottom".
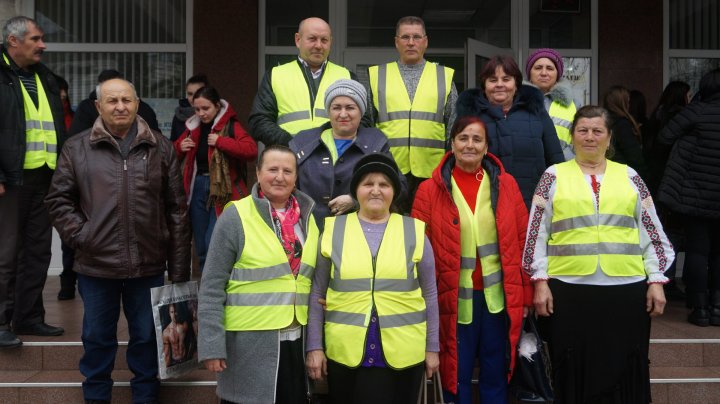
{"left": 451, "top": 173, "right": 505, "bottom": 323}
{"left": 271, "top": 60, "right": 351, "bottom": 135}
{"left": 548, "top": 159, "right": 645, "bottom": 277}
{"left": 321, "top": 213, "right": 426, "bottom": 369}
{"left": 4, "top": 54, "right": 58, "bottom": 170}
{"left": 548, "top": 99, "right": 576, "bottom": 160}
{"left": 369, "top": 62, "right": 453, "bottom": 178}
{"left": 224, "top": 197, "right": 319, "bottom": 331}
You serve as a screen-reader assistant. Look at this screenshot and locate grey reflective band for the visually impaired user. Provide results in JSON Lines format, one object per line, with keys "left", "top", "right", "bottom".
{"left": 314, "top": 108, "right": 328, "bottom": 119}
{"left": 402, "top": 216, "right": 417, "bottom": 277}
{"left": 377, "top": 64, "right": 389, "bottom": 122}
{"left": 380, "top": 310, "right": 426, "bottom": 328}
{"left": 434, "top": 63, "right": 446, "bottom": 123}
{"left": 298, "top": 262, "right": 315, "bottom": 279}
{"left": 295, "top": 293, "right": 310, "bottom": 306}
{"left": 386, "top": 110, "right": 443, "bottom": 123}
{"left": 548, "top": 242, "right": 642, "bottom": 256}
{"left": 477, "top": 243, "right": 499, "bottom": 258}
{"left": 458, "top": 287, "right": 473, "bottom": 299}
{"left": 552, "top": 116, "right": 572, "bottom": 129}
{"left": 375, "top": 278, "right": 420, "bottom": 292}
{"left": 483, "top": 271, "right": 503, "bottom": 288}
{"left": 330, "top": 278, "right": 372, "bottom": 292}
{"left": 551, "top": 214, "right": 637, "bottom": 234}
{"left": 226, "top": 292, "right": 299, "bottom": 306}
{"left": 460, "top": 256, "right": 475, "bottom": 270}
{"left": 230, "top": 262, "right": 290, "bottom": 282}
{"left": 25, "top": 141, "right": 46, "bottom": 151}
{"left": 46, "top": 144, "right": 57, "bottom": 153}
{"left": 386, "top": 138, "right": 408, "bottom": 147}
{"left": 331, "top": 215, "right": 348, "bottom": 279}
{"left": 26, "top": 119, "right": 56, "bottom": 131}
{"left": 277, "top": 111, "right": 311, "bottom": 125}
{"left": 326, "top": 310, "right": 367, "bottom": 327}
{"left": 409, "top": 138, "right": 444, "bottom": 149}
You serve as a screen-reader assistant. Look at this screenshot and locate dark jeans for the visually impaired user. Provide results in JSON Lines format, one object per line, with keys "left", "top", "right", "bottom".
{"left": 327, "top": 359, "right": 424, "bottom": 404}
{"left": 189, "top": 174, "right": 217, "bottom": 272}
{"left": 683, "top": 216, "right": 720, "bottom": 294}
{"left": 78, "top": 273, "right": 164, "bottom": 403}
{"left": 0, "top": 179, "right": 52, "bottom": 330}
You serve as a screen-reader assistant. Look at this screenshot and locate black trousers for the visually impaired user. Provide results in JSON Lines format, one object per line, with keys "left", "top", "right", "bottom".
{"left": 0, "top": 173, "right": 53, "bottom": 329}
{"left": 327, "top": 359, "right": 425, "bottom": 404}
{"left": 683, "top": 215, "right": 720, "bottom": 294}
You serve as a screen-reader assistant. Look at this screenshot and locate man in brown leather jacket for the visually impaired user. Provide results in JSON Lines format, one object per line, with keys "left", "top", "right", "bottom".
{"left": 45, "top": 78, "right": 190, "bottom": 404}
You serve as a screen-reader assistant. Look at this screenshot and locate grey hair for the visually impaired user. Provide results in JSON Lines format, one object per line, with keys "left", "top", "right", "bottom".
{"left": 2, "top": 16, "right": 39, "bottom": 46}
{"left": 96, "top": 79, "right": 139, "bottom": 101}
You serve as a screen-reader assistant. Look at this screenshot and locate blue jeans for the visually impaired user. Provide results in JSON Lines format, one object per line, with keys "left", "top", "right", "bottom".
{"left": 78, "top": 273, "right": 164, "bottom": 403}
{"left": 189, "top": 175, "right": 217, "bottom": 272}
{"left": 445, "top": 290, "right": 508, "bottom": 404}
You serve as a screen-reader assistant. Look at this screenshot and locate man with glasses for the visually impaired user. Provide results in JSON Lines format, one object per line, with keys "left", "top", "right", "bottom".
{"left": 369, "top": 16, "right": 457, "bottom": 212}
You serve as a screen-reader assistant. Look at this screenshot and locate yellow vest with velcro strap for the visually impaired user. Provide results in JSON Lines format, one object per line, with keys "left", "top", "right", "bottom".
{"left": 548, "top": 159, "right": 644, "bottom": 276}
{"left": 321, "top": 213, "right": 426, "bottom": 369}
{"left": 271, "top": 60, "right": 351, "bottom": 135}
{"left": 451, "top": 173, "right": 505, "bottom": 323}
{"left": 548, "top": 99, "right": 576, "bottom": 158}
{"left": 4, "top": 54, "right": 58, "bottom": 170}
{"left": 224, "top": 197, "right": 319, "bottom": 331}
{"left": 369, "top": 62, "right": 453, "bottom": 178}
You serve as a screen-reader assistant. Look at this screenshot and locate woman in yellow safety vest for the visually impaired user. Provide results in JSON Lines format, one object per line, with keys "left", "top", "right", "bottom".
{"left": 198, "top": 145, "right": 319, "bottom": 404}
{"left": 305, "top": 153, "right": 439, "bottom": 404}
{"left": 523, "top": 105, "right": 675, "bottom": 404}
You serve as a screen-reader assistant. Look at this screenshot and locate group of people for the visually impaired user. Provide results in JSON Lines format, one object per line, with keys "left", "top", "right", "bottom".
{"left": 1, "top": 12, "right": 718, "bottom": 404}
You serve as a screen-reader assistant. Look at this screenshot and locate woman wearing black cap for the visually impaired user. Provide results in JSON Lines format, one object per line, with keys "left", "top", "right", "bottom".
{"left": 305, "top": 153, "right": 439, "bottom": 404}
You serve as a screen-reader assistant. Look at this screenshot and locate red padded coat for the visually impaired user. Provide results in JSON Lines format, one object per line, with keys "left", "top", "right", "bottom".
{"left": 411, "top": 151, "right": 533, "bottom": 394}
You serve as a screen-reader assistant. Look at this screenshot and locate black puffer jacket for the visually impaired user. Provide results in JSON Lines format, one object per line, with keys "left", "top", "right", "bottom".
{"left": 45, "top": 117, "right": 191, "bottom": 281}
{"left": 0, "top": 45, "right": 66, "bottom": 186}
{"left": 657, "top": 93, "right": 720, "bottom": 219}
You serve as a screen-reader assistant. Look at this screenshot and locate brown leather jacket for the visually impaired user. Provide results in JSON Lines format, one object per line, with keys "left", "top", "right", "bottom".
{"left": 45, "top": 116, "right": 191, "bottom": 281}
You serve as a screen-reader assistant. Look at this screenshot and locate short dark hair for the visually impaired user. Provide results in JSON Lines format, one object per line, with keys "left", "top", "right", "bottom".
{"left": 478, "top": 55, "right": 523, "bottom": 91}
{"left": 396, "top": 16, "right": 425, "bottom": 36}
{"left": 192, "top": 86, "right": 221, "bottom": 105}
{"left": 449, "top": 115, "right": 489, "bottom": 147}
{"left": 257, "top": 145, "right": 298, "bottom": 171}
{"left": 187, "top": 74, "right": 209, "bottom": 87}
{"left": 97, "top": 69, "right": 123, "bottom": 83}
{"left": 698, "top": 68, "right": 720, "bottom": 100}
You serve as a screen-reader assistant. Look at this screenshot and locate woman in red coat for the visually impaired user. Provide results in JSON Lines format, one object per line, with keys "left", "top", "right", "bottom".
{"left": 412, "top": 115, "right": 533, "bottom": 404}
{"left": 174, "top": 86, "right": 257, "bottom": 272}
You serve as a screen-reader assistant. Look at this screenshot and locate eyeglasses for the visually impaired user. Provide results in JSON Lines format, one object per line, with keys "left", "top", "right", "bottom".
{"left": 397, "top": 34, "right": 426, "bottom": 43}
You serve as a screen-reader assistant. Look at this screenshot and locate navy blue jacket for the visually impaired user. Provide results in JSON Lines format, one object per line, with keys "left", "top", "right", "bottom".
{"left": 457, "top": 84, "right": 564, "bottom": 207}
{"left": 289, "top": 124, "right": 405, "bottom": 228}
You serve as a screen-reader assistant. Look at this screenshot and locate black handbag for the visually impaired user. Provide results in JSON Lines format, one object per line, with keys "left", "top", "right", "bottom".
{"left": 509, "top": 315, "right": 555, "bottom": 403}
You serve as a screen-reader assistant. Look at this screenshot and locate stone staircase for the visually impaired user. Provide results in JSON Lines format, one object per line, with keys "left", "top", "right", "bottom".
{"left": 1, "top": 277, "right": 719, "bottom": 403}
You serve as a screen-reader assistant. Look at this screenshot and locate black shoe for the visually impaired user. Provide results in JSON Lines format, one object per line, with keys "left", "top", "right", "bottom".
{"left": 14, "top": 322, "right": 65, "bottom": 336}
{"left": 0, "top": 330, "right": 22, "bottom": 348}
{"left": 688, "top": 307, "right": 710, "bottom": 327}
{"left": 57, "top": 286, "right": 76, "bottom": 300}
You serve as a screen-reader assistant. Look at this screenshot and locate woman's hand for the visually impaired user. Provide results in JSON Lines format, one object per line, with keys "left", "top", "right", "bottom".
{"left": 533, "top": 280, "right": 554, "bottom": 316}
{"left": 208, "top": 132, "right": 219, "bottom": 146}
{"left": 306, "top": 350, "right": 327, "bottom": 381}
{"left": 646, "top": 283, "right": 667, "bottom": 317}
{"left": 204, "top": 358, "right": 227, "bottom": 373}
{"left": 424, "top": 351, "right": 440, "bottom": 378}
{"left": 328, "top": 194, "right": 355, "bottom": 216}
{"left": 180, "top": 137, "right": 195, "bottom": 152}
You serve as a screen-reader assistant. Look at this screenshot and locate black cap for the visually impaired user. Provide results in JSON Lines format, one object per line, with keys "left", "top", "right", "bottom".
{"left": 350, "top": 153, "right": 401, "bottom": 202}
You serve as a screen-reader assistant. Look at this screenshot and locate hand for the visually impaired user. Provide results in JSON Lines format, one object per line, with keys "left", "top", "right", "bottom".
{"left": 424, "top": 351, "right": 439, "bottom": 378}
{"left": 523, "top": 306, "right": 530, "bottom": 318}
{"left": 646, "top": 283, "right": 666, "bottom": 317}
{"left": 318, "top": 298, "right": 327, "bottom": 310}
{"left": 208, "top": 132, "right": 219, "bottom": 146}
{"left": 533, "top": 280, "right": 554, "bottom": 316}
{"left": 0, "top": 183, "right": 5, "bottom": 197}
{"left": 306, "top": 350, "right": 327, "bottom": 380}
{"left": 328, "top": 194, "right": 355, "bottom": 216}
{"left": 204, "top": 358, "right": 227, "bottom": 372}
{"left": 180, "top": 138, "right": 195, "bottom": 152}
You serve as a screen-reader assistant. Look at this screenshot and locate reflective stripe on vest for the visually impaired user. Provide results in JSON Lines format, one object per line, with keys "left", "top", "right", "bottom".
{"left": 548, "top": 99, "right": 576, "bottom": 160}
{"left": 4, "top": 53, "right": 58, "bottom": 170}
{"left": 320, "top": 213, "right": 426, "bottom": 369}
{"left": 271, "top": 61, "right": 351, "bottom": 135}
{"left": 548, "top": 159, "right": 644, "bottom": 277}
{"left": 451, "top": 173, "right": 504, "bottom": 322}
{"left": 369, "top": 62, "right": 453, "bottom": 178}
{"left": 224, "top": 197, "right": 319, "bottom": 331}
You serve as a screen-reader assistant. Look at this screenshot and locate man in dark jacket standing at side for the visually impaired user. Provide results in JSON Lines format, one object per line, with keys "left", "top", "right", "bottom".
{"left": 45, "top": 78, "right": 190, "bottom": 404}
{"left": 0, "top": 15, "right": 66, "bottom": 348}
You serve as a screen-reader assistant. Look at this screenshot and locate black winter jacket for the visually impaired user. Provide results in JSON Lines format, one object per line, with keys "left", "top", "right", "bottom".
{"left": 0, "top": 45, "right": 66, "bottom": 186}
{"left": 608, "top": 113, "right": 651, "bottom": 182}
{"left": 657, "top": 93, "right": 720, "bottom": 219}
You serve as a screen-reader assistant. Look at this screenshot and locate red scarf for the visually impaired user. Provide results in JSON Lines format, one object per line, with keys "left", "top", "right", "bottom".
{"left": 260, "top": 191, "right": 302, "bottom": 276}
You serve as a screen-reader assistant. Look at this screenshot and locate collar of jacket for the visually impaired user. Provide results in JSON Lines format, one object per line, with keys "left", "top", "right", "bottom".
{"left": 434, "top": 150, "right": 504, "bottom": 201}
{"left": 88, "top": 115, "right": 158, "bottom": 149}
{"left": 249, "top": 183, "right": 317, "bottom": 233}
{"left": 291, "top": 123, "right": 382, "bottom": 165}
{"left": 523, "top": 79, "right": 574, "bottom": 107}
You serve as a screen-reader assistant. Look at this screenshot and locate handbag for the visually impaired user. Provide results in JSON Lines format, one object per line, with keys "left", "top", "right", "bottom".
{"left": 509, "top": 315, "right": 555, "bottom": 403}
{"left": 417, "top": 371, "right": 445, "bottom": 404}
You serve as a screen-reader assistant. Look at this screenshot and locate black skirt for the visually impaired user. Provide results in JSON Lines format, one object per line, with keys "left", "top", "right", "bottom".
{"left": 541, "top": 279, "right": 651, "bottom": 404}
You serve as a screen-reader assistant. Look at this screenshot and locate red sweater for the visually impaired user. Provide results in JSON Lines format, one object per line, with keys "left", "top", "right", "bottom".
{"left": 412, "top": 152, "right": 533, "bottom": 394}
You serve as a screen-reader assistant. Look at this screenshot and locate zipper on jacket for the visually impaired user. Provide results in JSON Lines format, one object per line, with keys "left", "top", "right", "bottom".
{"left": 122, "top": 158, "right": 132, "bottom": 275}
{"left": 143, "top": 153, "right": 148, "bottom": 181}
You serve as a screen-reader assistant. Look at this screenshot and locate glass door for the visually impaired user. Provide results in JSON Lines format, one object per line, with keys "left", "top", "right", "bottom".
{"left": 465, "top": 38, "right": 514, "bottom": 89}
